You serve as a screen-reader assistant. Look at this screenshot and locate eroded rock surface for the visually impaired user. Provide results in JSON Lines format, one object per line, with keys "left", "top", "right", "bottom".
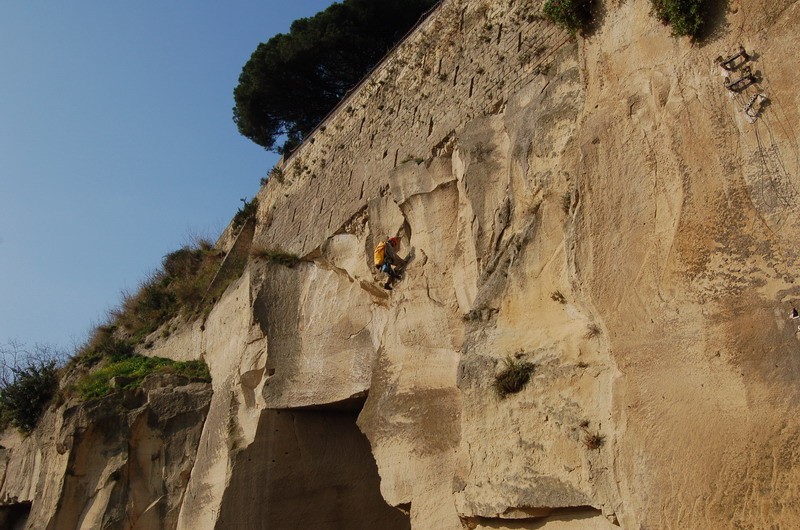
{"left": 0, "top": 376, "right": 211, "bottom": 530}
{"left": 5, "top": 0, "right": 800, "bottom": 528}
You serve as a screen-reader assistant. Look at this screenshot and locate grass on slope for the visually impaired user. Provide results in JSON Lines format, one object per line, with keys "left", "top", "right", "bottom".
{"left": 74, "top": 354, "right": 210, "bottom": 400}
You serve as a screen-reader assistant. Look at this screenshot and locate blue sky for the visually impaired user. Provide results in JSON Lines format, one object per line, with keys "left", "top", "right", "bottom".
{"left": 0, "top": 1, "right": 335, "bottom": 351}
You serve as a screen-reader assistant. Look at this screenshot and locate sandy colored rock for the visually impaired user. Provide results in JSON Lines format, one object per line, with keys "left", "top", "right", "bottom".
{"left": 0, "top": 377, "right": 211, "bottom": 530}
{"left": 6, "top": 0, "right": 800, "bottom": 528}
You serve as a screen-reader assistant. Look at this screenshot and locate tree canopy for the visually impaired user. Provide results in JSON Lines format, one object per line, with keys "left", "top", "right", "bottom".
{"left": 233, "top": 0, "right": 439, "bottom": 153}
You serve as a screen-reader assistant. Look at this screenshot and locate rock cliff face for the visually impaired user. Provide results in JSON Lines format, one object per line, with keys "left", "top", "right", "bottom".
{"left": 0, "top": 376, "right": 211, "bottom": 529}
{"left": 4, "top": 0, "right": 800, "bottom": 528}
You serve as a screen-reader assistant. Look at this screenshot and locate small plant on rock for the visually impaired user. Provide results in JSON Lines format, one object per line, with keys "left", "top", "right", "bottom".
{"left": 543, "top": 0, "right": 596, "bottom": 34}
{"left": 583, "top": 432, "right": 605, "bottom": 450}
{"left": 493, "top": 356, "right": 535, "bottom": 398}
{"left": 562, "top": 192, "right": 573, "bottom": 214}
{"left": 551, "top": 290, "right": 567, "bottom": 304}
{"left": 584, "top": 323, "right": 602, "bottom": 339}
{"left": 650, "top": 0, "right": 706, "bottom": 39}
{"left": 578, "top": 420, "right": 605, "bottom": 449}
{"left": 463, "top": 307, "right": 498, "bottom": 322}
{"left": 263, "top": 166, "right": 284, "bottom": 185}
{"left": 251, "top": 247, "right": 301, "bottom": 268}
{"left": 232, "top": 197, "right": 258, "bottom": 231}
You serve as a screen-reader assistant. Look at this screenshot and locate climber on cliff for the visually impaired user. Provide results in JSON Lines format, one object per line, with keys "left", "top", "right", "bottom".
{"left": 374, "top": 236, "right": 406, "bottom": 290}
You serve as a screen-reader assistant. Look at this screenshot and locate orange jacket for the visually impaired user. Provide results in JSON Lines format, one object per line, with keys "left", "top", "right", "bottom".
{"left": 373, "top": 238, "right": 398, "bottom": 266}
{"left": 374, "top": 240, "right": 387, "bottom": 266}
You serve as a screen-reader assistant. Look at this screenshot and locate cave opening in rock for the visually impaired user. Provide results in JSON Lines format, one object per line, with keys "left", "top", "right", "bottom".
{"left": 216, "top": 399, "right": 410, "bottom": 529}
{"left": 0, "top": 501, "right": 32, "bottom": 530}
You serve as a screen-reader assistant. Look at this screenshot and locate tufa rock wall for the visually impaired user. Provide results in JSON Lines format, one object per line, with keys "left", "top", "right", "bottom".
{"left": 254, "top": 0, "right": 572, "bottom": 258}
{"left": 4, "top": 0, "right": 800, "bottom": 528}
{"left": 0, "top": 376, "right": 211, "bottom": 530}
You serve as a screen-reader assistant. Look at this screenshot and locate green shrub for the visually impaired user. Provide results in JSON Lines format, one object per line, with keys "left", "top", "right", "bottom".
{"left": 0, "top": 360, "right": 59, "bottom": 433}
{"left": 232, "top": 197, "right": 258, "bottom": 231}
{"left": 75, "top": 326, "right": 134, "bottom": 367}
{"left": 650, "top": 0, "right": 706, "bottom": 39}
{"left": 493, "top": 356, "right": 535, "bottom": 398}
{"left": 70, "top": 237, "right": 231, "bottom": 381}
{"left": 266, "top": 166, "right": 284, "bottom": 185}
{"left": 111, "top": 243, "right": 224, "bottom": 343}
{"left": 75, "top": 355, "right": 211, "bottom": 400}
{"left": 114, "top": 275, "right": 176, "bottom": 343}
{"left": 543, "top": 0, "right": 596, "bottom": 33}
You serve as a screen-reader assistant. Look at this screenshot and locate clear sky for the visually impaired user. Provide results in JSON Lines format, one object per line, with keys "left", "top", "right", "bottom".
{"left": 0, "top": 1, "right": 335, "bottom": 351}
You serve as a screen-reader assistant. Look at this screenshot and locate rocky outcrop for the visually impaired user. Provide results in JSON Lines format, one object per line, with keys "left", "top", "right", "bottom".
{"left": 5, "top": 0, "right": 800, "bottom": 528}
{"left": 0, "top": 376, "right": 211, "bottom": 530}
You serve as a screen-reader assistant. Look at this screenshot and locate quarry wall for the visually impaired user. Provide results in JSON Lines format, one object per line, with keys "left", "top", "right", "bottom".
{"left": 253, "top": 0, "right": 570, "bottom": 257}
{"left": 4, "top": 0, "right": 800, "bottom": 529}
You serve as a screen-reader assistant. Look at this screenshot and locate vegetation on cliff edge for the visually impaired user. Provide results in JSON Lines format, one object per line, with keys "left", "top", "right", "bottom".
{"left": 251, "top": 246, "right": 301, "bottom": 268}
{"left": 0, "top": 235, "right": 230, "bottom": 434}
{"left": 73, "top": 353, "right": 210, "bottom": 400}
{"left": 111, "top": 239, "right": 227, "bottom": 344}
{"left": 0, "top": 343, "right": 66, "bottom": 433}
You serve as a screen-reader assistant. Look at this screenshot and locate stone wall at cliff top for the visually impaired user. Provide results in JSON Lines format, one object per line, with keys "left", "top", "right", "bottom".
{"left": 253, "top": 0, "right": 571, "bottom": 257}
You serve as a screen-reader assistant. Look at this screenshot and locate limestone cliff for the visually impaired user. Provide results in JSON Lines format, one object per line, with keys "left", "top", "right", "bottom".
{"left": 3, "top": 0, "right": 800, "bottom": 528}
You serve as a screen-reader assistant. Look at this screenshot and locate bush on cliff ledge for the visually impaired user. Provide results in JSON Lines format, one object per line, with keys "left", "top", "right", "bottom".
{"left": 0, "top": 343, "right": 65, "bottom": 433}
{"left": 74, "top": 354, "right": 210, "bottom": 400}
{"left": 232, "top": 197, "right": 258, "bottom": 231}
{"left": 650, "top": 0, "right": 706, "bottom": 39}
{"left": 543, "top": 0, "right": 596, "bottom": 33}
{"left": 112, "top": 240, "right": 224, "bottom": 343}
{"left": 251, "top": 246, "right": 301, "bottom": 268}
{"left": 493, "top": 356, "right": 535, "bottom": 398}
{"left": 0, "top": 361, "right": 58, "bottom": 433}
{"left": 68, "top": 324, "right": 211, "bottom": 402}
